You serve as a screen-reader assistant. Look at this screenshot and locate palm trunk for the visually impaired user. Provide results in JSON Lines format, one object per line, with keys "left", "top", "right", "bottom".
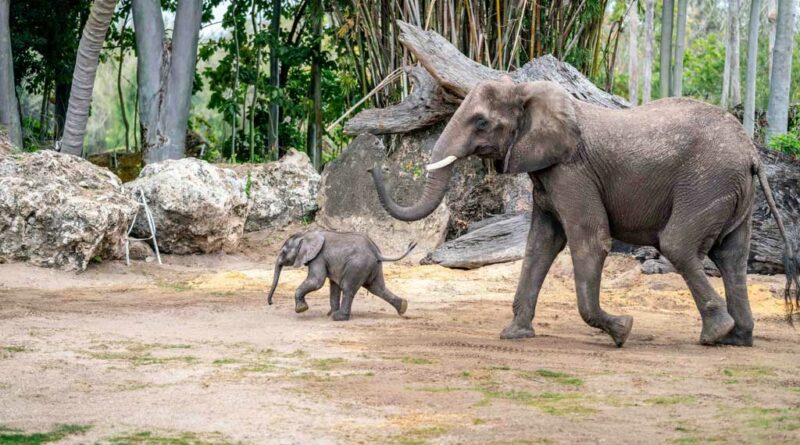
{"left": 743, "top": 0, "right": 761, "bottom": 137}
{"left": 730, "top": 0, "right": 741, "bottom": 107}
{"left": 60, "top": 0, "right": 117, "bottom": 156}
{"left": 0, "top": 0, "right": 22, "bottom": 148}
{"left": 671, "top": 0, "right": 688, "bottom": 97}
{"left": 627, "top": 3, "right": 639, "bottom": 105}
{"left": 642, "top": 0, "right": 654, "bottom": 103}
{"left": 766, "top": 0, "right": 797, "bottom": 141}
{"left": 659, "top": 0, "right": 674, "bottom": 98}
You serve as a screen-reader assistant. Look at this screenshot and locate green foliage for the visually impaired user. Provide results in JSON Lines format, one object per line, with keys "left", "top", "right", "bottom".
{"left": 0, "top": 424, "right": 91, "bottom": 444}
{"left": 682, "top": 34, "right": 726, "bottom": 104}
{"left": 768, "top": 132, "right": 800, "bottom": 158}
{"left": 244, "top": 172, "right": 253, "bottom": 198}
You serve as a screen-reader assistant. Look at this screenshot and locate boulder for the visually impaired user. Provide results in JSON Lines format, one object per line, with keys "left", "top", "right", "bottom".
{"left": 316, "top": 134, "right": 449, "bottom": 260}
{"left": 227, "top": 149, "right": 321, "bottom": 232}
{"left": 126, "top": 158, "right": 249, "bottom": 254}
{"left": 127, "top": 240, "right": 155, "bottom": 261}
{"left": 0, "top": 151, "right": 137, "bottom": 270}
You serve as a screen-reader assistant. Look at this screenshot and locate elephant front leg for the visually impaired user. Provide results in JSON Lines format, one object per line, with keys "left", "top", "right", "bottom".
{"left": 501, "top": 209, "right": 566, "bottom": 339}
{"left": 327, "top": 282, "right": 342, "bottom": 316}
{"left": 295, "top": 261, "right": 327, "bottom": 313}
{"left": 570, "top": 235, "right": 633, "bottom": 348}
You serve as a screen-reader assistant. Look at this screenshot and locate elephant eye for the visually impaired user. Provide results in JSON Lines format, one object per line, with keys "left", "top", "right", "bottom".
{"left": 475, "top": 117, "right": 489, "bottom": 131}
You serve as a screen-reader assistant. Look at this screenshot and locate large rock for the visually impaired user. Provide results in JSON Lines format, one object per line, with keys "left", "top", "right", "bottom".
{"left": 126, "top": 158, "right": 249, "bottom": 254}
{"left": 316, "top": 134, "right": 449, "bottom": 260}
{"left": 227, "top": 149, "right": 320, "bottom": 232}
{"left": 0, "top": 151, "right": 137, "bottom": 270}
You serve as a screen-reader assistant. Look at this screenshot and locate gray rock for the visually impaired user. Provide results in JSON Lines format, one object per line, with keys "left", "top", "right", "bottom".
{"left": 126, "top": 158, "right": 250, "bottom": 254}
{"left": 316, "top": 134, "right": 449, "bottom": 261}
{"left": 127, "top": 240, "right": 155, "bottom": 261}
{"left": 229, "top": 149, "right": 320, "bottom": 232}
{"left": 0, "top": 151, "right": 137, "bottom": 270}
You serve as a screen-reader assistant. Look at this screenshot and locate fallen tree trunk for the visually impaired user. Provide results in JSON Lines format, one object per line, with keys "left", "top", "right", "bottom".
{"left": 345, "top": 20, "right": 799, "bottom": 274}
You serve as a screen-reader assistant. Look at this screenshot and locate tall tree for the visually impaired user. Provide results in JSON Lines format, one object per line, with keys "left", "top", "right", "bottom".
{"left": 730, "top": 0, "right": 741, "bottom": 106}
{"left": 60, "top": 0, "right": 117, "bottom": 156}
{"left": 269, "top": 0, "right": 281, "bottom": 159}
{"left": 671, "top": 0, "right": 688, "bottom": 96}
{"left": 767, "top": 0, "right": 777, "bottom": 79}
{"left": 743, "top": 0, "right": 762, "bottom": 137}
{"left": 0, "top": 0, "right": 21, "bottom": 147}
{"left": 627, "top": 2, "right": 639, "bottom": 105}
{"left": 766, "top": 0, "right": 797, "bottom": 141}
{"left": 306, "top": 0, "right": 323, "bottom": 170}
{"left": 659, "top": 0, "right": 674, "bottom": 98}
{"left": 133, "top": 0, "right": 203, "bottom": 164}
{"left": 643, "top": 0, "right": 655, "bottom": 103}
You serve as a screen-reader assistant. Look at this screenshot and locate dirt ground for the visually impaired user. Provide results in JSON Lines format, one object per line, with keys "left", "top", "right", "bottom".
{"left": 1, "top": 228, "right": 799, "bottom": 444}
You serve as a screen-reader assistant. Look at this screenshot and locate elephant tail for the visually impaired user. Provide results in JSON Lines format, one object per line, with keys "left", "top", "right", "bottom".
{"left": 755, "top": 163, "right": 800, "bottom": 320}
{"left": 378, "top": 242, "right": 417, "bottom": 262}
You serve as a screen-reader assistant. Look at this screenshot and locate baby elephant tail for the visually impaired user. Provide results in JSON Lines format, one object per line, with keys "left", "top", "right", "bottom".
{"left": 755, "top": 164, "right": 800, "bottom": 322}
{"left": 378, "top": 242, "right": 417, "bottom": 262}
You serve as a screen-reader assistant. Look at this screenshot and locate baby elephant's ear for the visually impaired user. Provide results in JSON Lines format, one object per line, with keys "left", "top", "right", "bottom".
{"left": 294, "top": 231, "right": 325, "bottom": 267}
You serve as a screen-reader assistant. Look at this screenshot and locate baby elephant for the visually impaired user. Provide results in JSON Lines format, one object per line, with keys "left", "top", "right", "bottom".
{"left": 267, "top": 230, "right": 416, "bottom": 320}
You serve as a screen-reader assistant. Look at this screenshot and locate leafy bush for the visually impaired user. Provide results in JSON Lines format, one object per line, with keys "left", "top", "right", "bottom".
{"left": 768, "top": 132, "right": 800, "bottom": 158}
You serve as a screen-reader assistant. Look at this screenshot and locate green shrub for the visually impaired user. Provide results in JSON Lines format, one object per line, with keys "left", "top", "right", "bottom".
{"left": 768, "top": 132, "right": 800, "bottom": 157}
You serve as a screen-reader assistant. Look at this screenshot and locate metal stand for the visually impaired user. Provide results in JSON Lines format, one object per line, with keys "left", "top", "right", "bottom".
{"left": 125, "top": 189, "right": 162, "bottom": 266}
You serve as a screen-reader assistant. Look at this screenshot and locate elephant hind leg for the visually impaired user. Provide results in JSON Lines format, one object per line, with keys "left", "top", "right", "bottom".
{"left": 366, "top": 271, "right": 407, "bottom": 315}
{"left": 708, "top": 220, "right": 754, "bottom": 346}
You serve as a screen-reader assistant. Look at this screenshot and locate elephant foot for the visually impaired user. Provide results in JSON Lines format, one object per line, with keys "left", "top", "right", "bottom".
{"left": 295, "top": 301, "right": 309, "bottom": 313}
{"left": 605, "top": 315, "right": 634, "bottom": 348}
{"left": 332, "top": 311, "right": 351, "bottom": 321}
{"left": 699, "top": 308, "right": 735, "bottom": 345}
{"left": 500, "top": 322, "right": 535, "bottom": 340}
{"left": 397, "top": 299, "right": 408, "bottom": 316}
{"left": 712, "top": 326, "right": 753, "bottom": 347}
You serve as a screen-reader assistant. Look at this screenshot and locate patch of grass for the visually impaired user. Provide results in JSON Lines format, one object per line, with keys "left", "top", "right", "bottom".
{"left": 722, "top": 366, "right": 775, "bottom": 379}
{"left": 489, "top": 365, "right": 511, "bottom": 371}
{"left": 400, "top": 357, "right": 434, "bottom": 365}
{"left": 460, "top": 371, "right": 472, "bottom": 378}
{"left": 0, "top": 424, "right": 91, "bottom": 444}
{"left": 103, "top": 431, "right": 237, "bottom": 445}
{"left": 88, "top": 351, "right": 198, "bottom": 367}
{"left": 309, "top": 357, "right": 346, "bottom": 370}
{"left": 155, "top": 280, "right": 193, "bottom": 292}
{"left": 522, "top": 369, "right": 584, "bottom": 386}
{"left": 478, "top": 387, "right": 595, "bottom": 416}
{"left": 745, "top": 407, "right": 800, "bottom": 431}
{"left": 387, "top": 426, "right": 448, "bottom": 445}
{"left": 472, "top": 418, "right": 485, "bottom": 425}
{"left": 2, "top": 346, "right": 27, "bottom": 353}
{"left": 212, "top": 358, "right": 238, "bottom": 365}
{"left": 285, "top": 349, "right": 306, "bottom": 358}
{"left": 415, "top": 386, "right": 464, "bottom": 393}
{"left": 645, "top": 395, "right": 697, "bottom": 406}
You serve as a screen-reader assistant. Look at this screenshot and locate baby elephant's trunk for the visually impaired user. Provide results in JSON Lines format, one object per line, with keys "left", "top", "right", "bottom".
{"left": 267, "top": 264, "right": 283, "bottom": 305}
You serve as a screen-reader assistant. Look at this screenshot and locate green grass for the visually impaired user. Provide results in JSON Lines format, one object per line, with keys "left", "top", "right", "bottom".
{"left": 721, "top": 366, "right": 775, "bottom": 378}
{"left": 1, "top": 345, "right": 28, "bottom": 359}
{"left": 387, "top": 426, "right": 448, "bottom": 445}
{"left": 0, "top": 424, "right": 90, "bottom": 444}
{"left": 211, "top": 358, "right": 238, "bottom": 365}
{"left": 87, "top": 342, "right": 197, "bottom": 367}
{"left": 103, "top": 431, "right": 237, "bottom": 445}
{"left": 522, "top": 369, "right": 584, "bottom": 386}
{"left": 309, "top": 357, "right": 346, "bottom": 370}
{"left": 645, "top": 395, "right": 697, "bottom": 406}
{"left": 477, "top": 387, "right": 595, "bottom": 416}
{"left": 745, "top": 407, "right": 800, "bottom": 431}
{"left": 400, "top": 357, "right": 434, "bottom": 365}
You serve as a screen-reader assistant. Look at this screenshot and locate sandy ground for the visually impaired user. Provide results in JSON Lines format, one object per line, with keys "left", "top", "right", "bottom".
{"left": 1, "top": 230, "right": 799, "bottom": 444}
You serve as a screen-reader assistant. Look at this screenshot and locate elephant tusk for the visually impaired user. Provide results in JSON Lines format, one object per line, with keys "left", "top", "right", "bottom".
{"left": 425, "top": 155, "right": 458, "bottom": 171}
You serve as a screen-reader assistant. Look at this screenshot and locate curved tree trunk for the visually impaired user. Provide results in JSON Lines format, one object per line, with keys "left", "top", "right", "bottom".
{"left": 60, "top": 0, "right": 117, "bottom": 156}
{"left": 766, "top": 0, "right": 797, "bottom": 141}
{"left": 743, "top": 0, "right": 762, "bottom": 137}
{"left": 0, "top": 0, "right": 22, "bottom": 148}
{"left": 642, "top": 0, "right": 655, "bottom": 103}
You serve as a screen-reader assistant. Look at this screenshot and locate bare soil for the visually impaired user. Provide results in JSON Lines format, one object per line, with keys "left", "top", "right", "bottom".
{"left": 1, "top": 230, "right": 799, "bottom": 444}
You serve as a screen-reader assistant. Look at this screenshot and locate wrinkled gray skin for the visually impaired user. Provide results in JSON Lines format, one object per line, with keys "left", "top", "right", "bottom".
{"left": 370, "top": 77, "right": 796, "bottom": 347}
{"left": 267, "top": 230, "right": 415, "bottom": 321}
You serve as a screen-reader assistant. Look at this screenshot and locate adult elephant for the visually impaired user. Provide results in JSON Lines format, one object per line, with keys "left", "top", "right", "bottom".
{"left": 369, "top": 77, "right": 797, "bottom": 347}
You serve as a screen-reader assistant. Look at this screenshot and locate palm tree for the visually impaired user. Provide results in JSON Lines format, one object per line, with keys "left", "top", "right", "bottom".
{"left": 0, "top": 0, "right": 22, "bottom": 148}
{"left": 671, "top": 0, "right": 688, "bottom": 96}
{"left": 659, "top": 0, "right": 674, "bottom": 98}
{"left": 628, "top": 3, "right": 639, "bottom": 105}
{"left": 60, "top": 0, "right": 117, "bottom": 156}
{"left": 767, "top": 0, "right": 797, "bottom": 141}
{"left": 743, "top": 0, "right": 762, "bottom": 137}
{"left": 643, "top": 0, "right": 655, "bottom": 103}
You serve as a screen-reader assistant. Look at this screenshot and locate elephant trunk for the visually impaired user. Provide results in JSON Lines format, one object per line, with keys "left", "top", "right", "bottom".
{"left": 267, "top": 263, "right": 283, "bottom": 305}
{"left": 369, "top": 163, "right": 455, "bottom": 222}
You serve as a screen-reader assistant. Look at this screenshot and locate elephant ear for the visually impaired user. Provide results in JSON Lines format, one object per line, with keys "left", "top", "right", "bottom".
{"left": 503, "top": 82, "right": 581, "bottom": 174}
{"left": 294, "top": 231, "right": 325, "bottom": 267}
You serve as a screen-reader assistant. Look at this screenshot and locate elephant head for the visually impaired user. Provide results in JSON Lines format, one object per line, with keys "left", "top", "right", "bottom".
{"left": 370, "top": 78, "right": 581, "bottom": 221}
{"left": 267, "top": 231, "right": 325, "bottom": 305}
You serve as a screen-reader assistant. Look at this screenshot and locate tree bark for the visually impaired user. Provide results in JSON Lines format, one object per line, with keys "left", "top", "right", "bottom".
{"left": 60, "top": 0, "right": 117, "bottom": 156}
{"left": 132, "top": 0, "right": 165, "bottom": 156}
{"left": 642, "top": 0, "right": 654, "bottom": 103}
{"left": 671, "top": 0, "right": 688, "bottom": 97}
{"left": 730, "top": 0, "right": 741, "bottom": 107}
{"left": 306, "top": 0, "right": 323, "bottom": 171}
{"left": 744, "top": 0, "right": 762, "bottom": 137}
{"left": 0, "top": 0, "right": 21, "bottom": 148}
{"left": 767, "top": 0, "right": 777, "bottom": 79}
{"left": 722, "top": 1, "right": 733, "bottom": 110}
{"left": 766, "top": 0, "right": 796, "bottom": 141}
{"left": 627, "top": 4, "right": 639, "bottom": 105}
{"left": 269, "top": 0, "right": 281, "bottom": 159}
{"left": 659, "top": 0, "right": 674, "bottom": 98}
